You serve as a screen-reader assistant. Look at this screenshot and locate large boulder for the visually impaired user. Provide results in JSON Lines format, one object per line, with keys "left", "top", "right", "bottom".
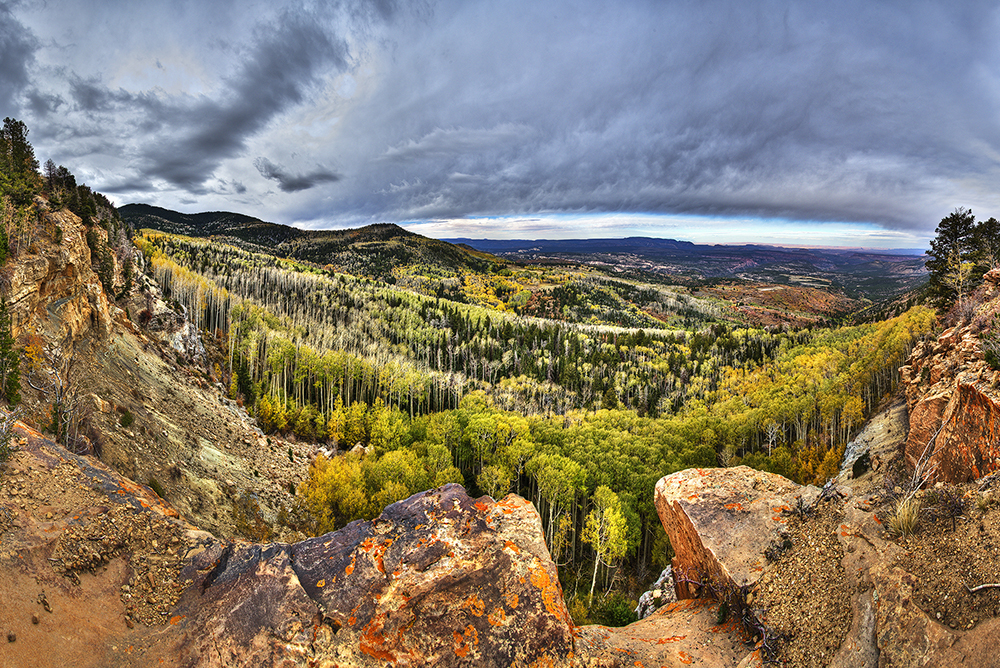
{"left": 7, "top": 206, "right": 112, "bottom": 343}
{"left": 149, "top": 484, "right": 575, "bottom": 667}
{"left": 904, "top": 376, "right": 1000, "bottom": 483}
{"left": 655, "top": 466, "right": 819, "bottom": 599}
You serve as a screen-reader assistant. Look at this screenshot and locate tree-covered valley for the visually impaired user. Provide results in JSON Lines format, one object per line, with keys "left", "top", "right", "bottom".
{"left": 131, "top": 221, "right": 936, "bottom": 621}
{"left": 0, "top": 119, "right": 944, "bottom": 625}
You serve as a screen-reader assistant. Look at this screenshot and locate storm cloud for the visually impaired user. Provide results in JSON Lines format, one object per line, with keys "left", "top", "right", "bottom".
{"left": 254, "top": 157, "right": 340, "bottom": 192}
{"left": 6, "top": 0, "right": 1000, "bottom": 245}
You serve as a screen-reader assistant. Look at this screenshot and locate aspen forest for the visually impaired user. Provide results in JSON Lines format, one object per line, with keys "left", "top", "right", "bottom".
{"left": 134, "top": 229, "right": 936, "bottom": 616}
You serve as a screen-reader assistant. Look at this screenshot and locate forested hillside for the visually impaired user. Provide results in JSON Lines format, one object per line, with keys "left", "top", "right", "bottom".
{"left": 136, "top": 227, "right": 936, "bottom": 615}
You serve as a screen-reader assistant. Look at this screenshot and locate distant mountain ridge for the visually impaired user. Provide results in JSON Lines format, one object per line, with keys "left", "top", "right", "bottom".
{"left": 446, "top": 236, "right": 928, "bottom": 300}
{"left": 120, "top": 203, "right": 501, "bottom": 281}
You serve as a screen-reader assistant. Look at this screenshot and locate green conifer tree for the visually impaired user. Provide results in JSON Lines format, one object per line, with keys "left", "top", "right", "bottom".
{"left": 0, "top": 299, "right": 20, "bottom": 405}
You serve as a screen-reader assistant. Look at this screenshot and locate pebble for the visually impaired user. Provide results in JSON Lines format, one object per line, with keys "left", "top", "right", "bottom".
{"left": 31, "top": 614, "right": 38, "bottom": 625}
{"left": 6, "top": 632, "right": 15, "bottom": 643}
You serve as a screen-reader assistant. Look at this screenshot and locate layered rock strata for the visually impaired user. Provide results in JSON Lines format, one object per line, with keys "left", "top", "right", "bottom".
{"left": 655, "top": 466, "right": 820, "bottom": 598}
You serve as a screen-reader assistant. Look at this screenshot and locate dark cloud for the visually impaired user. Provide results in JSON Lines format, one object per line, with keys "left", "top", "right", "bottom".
{"left": 134, "top": 9, "right": 349, "bottom": 191}
{"left": 0, "top": 1, "right": 38, "bottom": 112}
{"left": 254, "top": 157, "right": 340, "bottom": 192}
{"left": 11, "top": 0, "right": 1000, "bottom": 243}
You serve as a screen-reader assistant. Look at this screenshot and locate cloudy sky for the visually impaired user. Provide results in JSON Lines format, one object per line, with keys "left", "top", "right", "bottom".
{"left": 3, "top": 0, "right": 1000, "bottom": 248}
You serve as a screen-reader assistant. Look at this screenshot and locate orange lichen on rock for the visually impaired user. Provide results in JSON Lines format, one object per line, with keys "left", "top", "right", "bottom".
{"left": 530, "top": 563, "right": 567, "bottom": 622}
{"left": 528, "top": 654, "right": 557, "bottom": 668}
{"left": 487, "top": 606, "right": 507, "bottom": 626}
{"left": 453, "top": 625, "right": 478, "bottom": 658}
{"left": 463, "top": 594, "right": 486, "bottom": 617}
{"left": 359, "top": 613, "right": 396, "bottom": 663}
{"left": 503, "top": 540, "right": 521, "bottom": 555}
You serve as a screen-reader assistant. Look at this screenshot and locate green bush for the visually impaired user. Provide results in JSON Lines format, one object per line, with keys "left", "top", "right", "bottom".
{"left": 120, "top": 410, "right": 134, "bottom": 428}
{"left": 592, "top": 592, "right": 638, "bottom": 627}
{"left": 148, "top": 476, "right": 166, "bottom": 498}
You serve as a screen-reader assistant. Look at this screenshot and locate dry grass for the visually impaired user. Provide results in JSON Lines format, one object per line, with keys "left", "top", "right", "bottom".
{"left": 889, "top": 496, "right": 921, "bottom": 537}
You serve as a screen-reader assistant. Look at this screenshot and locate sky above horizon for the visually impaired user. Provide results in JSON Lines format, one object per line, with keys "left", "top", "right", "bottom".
{"left": 3, "top": 0, "right": 1000, "bottom": 248}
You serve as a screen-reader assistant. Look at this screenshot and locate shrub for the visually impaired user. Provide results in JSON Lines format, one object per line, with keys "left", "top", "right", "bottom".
{"left": 147, "top": 476, "right": 166, "bottom": 498}
{"left": 889, "top": 497, "right": 921, "bottom": 537}
{"left": 120, "top": 410, "right": 134, "bottom": 428}
{"left": 592, "top": 592, "right": 638, "bottom": 627}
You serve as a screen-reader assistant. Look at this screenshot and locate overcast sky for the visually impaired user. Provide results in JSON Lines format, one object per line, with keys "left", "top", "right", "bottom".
{"left": 3, "top": 0, "right": 1000, "bottom": 247}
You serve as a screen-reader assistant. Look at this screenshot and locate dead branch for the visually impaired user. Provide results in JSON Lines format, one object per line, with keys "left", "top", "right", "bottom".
{"left": 966, "top": 582, "right": 1000, "bottom": 594}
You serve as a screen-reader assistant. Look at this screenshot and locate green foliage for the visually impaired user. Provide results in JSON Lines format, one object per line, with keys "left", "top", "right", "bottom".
{"left": 592, "top": 592, "right": 638, "bottom": 627}
{"left": 0, "top": 118, "right": 42, "bottom": 206}
{"left": 141, "top": 225, "right": 936, "bottom": 580}
{"left": 85, "top": 229, "right": 115, "bottom": 292}
{"left": 926, "top": 207, "right": 978, "bottom": 309}
{"left": 147, "top": 476, "right": 166, "bottom": 498}
{"left": 0, "top": 300, "right": 20, "bottom": 405}
{"left": 582, "top": 485, "right": 630, "bottom": 603}
{"left": 120, "top": 410, "right": 134, "bottom": 428}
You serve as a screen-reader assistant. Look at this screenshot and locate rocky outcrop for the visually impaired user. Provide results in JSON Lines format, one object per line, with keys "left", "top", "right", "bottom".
{"left": 3, "top": 423, "right": 776, "bottom": 668}
{"left": 576, "top": 597, "right": 760, "bottom": 668}
{"left": 838, "top": 397, "right": 909, "bottom": 484}
{"left": 6, "top": 202, "right": 112, "bottom": 343}
{"left": 899, "top": 295, "right": 1000, "bottom": 482}
{"left": 157, "top": 484, "right": 575, "bottom": 668}
{"left": 654, "top": 466, "right": 820, "bottom": 598}
{"left": 634, "top": 566, "right": 676, "bottom": 619}
{"left": 905, "top": 377, "right": 1000, "bottom": 482}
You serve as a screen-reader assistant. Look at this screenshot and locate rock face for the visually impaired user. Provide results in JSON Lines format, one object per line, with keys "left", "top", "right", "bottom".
{"left": 157, "top": 483, "right": 574, "bottom": 668}
{"left": 838, "top": 397, "right": 909, "bottom": 483}
{"left": 6, "top": 203, "right": 112, "bottom": 343}
{"left": 2, "top": 425, "right": 769, "bottom": 668}
{"left": 905, "top": 377, "right": 1000, "bottom": 482}
{"left": 898, "top": 296, "right": 1000, "bottom": 483}
{"left": 634, "top": 566, "right": 676, "bottom": 619}
{"left": 655, "top": 466, "right": 819, "bottom": 598}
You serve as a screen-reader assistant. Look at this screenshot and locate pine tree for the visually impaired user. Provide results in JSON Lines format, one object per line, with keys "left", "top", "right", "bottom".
{"left": 0, "top": 299, "right": 19, "bottom": 405}
{"left": 975, "top": 217, "right": 1000, "bottom": 274}
{"left": 1, "top": 118, "right": 41, "bottom": 205}
{"left": 926, "top": 208, "right": 977, "bottom": 308}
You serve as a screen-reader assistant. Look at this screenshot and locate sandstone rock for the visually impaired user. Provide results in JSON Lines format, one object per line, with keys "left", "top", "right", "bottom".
{"left": 7, "top": 208, "right": 111, "bottom": 343}
{"left": 576, "top": 598, "right": 759, "bottom": 667}
{"left": 828, "top": 591, "right": 878, "bottom": 668}
{"left": 871, "top": 565, "right": 957, "bottom": 667}
{"left": 162, "top": 484, "right": 575, "bottom": 667}
{"left": 905, "top": 378, "right": 1000, "bottom": 483}
{"left": 655, "top": 466, "right": 820, "bottom": 599}
{"left": 634, "top": 566, "right": 676, "bottom": 619}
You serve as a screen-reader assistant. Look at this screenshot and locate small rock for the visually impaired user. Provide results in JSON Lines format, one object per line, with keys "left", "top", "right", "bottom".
{"left": 31, "top": 614, "right": 38, "bottom": 625}
{"left": 7, "top": 632, "right": 15, "bottom": 642}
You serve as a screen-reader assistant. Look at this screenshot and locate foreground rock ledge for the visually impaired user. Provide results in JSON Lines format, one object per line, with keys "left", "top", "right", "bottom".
{"left": 159, "top": 483, "right": 574, "bottom": 667}
{"left": 3, "top": 427, "right": 765, "bottom": 668}
{"left": 655, "top": 466, "right": 819, "bottom": 598}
